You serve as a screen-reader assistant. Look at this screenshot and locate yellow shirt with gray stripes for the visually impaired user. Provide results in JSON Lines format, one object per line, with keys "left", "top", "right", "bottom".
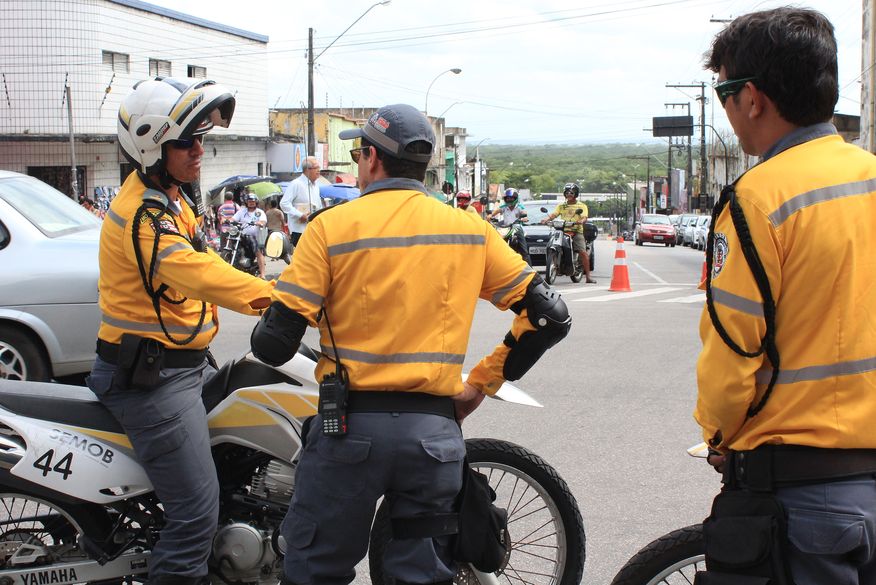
{"left": 272, "top": 183, "right": 536, "bottom": 397}
{"left": 695, "top": 133, "right": 876, "bottom": 451}
{"left": 98, "top": 172, "right": 273, "bottom": 349}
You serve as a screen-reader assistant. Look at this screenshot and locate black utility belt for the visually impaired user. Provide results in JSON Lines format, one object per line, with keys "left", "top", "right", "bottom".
{"left": 346, "top": 391, "right": 454, "bottom": 419}
{"left": 724, "top": 444, "right": 876, "bottom": 490}
{"left": 96, "top": 338, "right": 206, "bottom": 369}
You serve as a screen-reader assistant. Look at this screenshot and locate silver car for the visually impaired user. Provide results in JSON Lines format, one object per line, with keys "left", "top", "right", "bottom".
{"left": 0, "top": 171, "right": 101, "bottom": 381}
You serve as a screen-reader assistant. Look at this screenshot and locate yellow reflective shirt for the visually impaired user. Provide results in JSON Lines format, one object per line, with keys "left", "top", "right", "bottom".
{"left": 272, "top": 178, "right": 537, "bottom": 397}
{"left": 695, "top": 130, "right": 876, "bottom": 450}
{"left": 552, "top": 202, "right": 588, "bottom": 233}
{"left": 98, "top": 172, "right": 273, "bottom": 348}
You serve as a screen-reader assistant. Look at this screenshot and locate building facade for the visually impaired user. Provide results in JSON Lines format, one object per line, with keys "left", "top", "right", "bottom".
{"left": 0, "top": 0, "right": 270, "bottom": 199}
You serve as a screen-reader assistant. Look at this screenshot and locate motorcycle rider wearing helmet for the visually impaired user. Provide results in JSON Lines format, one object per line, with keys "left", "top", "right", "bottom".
{"left": 250, "top": 103, "right": 571, "bottom": 585}
{"left": 232, "top": 191, "right": 268, "bottom": 279}
{"left": 87, "top": 77, "right": 273, "bottom": 585}
{"left": 455, "top": 190, "right": 479, "bottom": 216}
{"left": 542, "top": 183, "right": 596, "bottom": 284}
{"left": 489, "top": 188, "right": 532, "bottom": 264}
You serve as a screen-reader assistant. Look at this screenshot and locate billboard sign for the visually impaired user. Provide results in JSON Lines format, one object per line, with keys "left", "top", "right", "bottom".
{"left": 652, "top": 116, "right": 694, "bottom": 137}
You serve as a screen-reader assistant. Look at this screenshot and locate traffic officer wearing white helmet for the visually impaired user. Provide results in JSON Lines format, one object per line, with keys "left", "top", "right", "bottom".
{"left": 86, "top": 77, "right": 273, "bottom": 585}
{"left": 251, "top": 104, "right": 571, "bottom": 585}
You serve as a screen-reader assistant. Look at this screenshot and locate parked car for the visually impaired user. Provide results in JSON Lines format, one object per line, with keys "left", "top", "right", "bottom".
{"left": 682, "top": 215, "right": 700, "bottom": 247}
{"left": 676, "top": 214, "right": 697, "bottom": 245}
{"left": 692, "top": 215, "right": 712, "bottom": 250}
{"left": 0, "top": 171, "right": 101, "bottom": 381}
{"left": 634, "top": 214, "right": 676, "bottom": 247}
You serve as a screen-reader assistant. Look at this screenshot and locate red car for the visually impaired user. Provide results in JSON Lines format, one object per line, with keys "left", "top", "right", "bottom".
{"left": 635, "top": 214, "right": 676, "bottom": 247}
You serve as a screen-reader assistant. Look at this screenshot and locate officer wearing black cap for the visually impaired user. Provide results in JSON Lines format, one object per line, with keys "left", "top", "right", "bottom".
{"left": 250, "top": 104, "right": 571, "bottom": 585}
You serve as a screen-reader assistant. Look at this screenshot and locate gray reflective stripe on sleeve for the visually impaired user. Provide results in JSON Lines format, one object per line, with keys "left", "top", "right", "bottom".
{"left": 769, "top": 177, "right": 876, "bottom": 227}
{"left": 102, "top": 313, "right": 216, "bottom": 335}
{"left": 756, "top": 355, "right": 876, "bottom": 385}
{"left": 321, "top": 345, "right": 465, "bottom": 365}
{"left": 328, "top": 234, "right": 486, "bottom": 257}
{"left": 711, "top": 286, "right": 763, "bottom": 318}
{"left": 107, "top": 208, "right": 125, "bottom": 228}
{"left": 153, "top": 242, "right": 190, "bottom": 273}
{"left": 274, "top": 280, "right": 324, "bottom": 306}
{"left": 491, "top": 265, "right": 535, "bottom": 305}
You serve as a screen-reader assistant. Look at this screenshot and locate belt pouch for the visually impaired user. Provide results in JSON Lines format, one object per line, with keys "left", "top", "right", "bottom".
{"left": 119, "top": 333, "right": 164, "bottom": 390}
{"left": 694, "top": 489, "right": 793, "bottom": 585}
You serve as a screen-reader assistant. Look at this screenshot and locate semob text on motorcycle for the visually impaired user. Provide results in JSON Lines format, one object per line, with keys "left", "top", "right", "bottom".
{"left": 221, "top": 220, "right": 290, "bottom": 274}
{"left": 540, "top": 208, "right": 596, "bottom": 284}
{"left": 0, "top": 347, "right": 585, "bottom": 585}
{"left": 490, "top": 218, "right": 532, "bottom": 265}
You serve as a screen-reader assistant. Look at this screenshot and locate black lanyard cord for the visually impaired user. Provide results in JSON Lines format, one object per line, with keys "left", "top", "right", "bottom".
{"left": 704, "top": 183, "right": 780, "bottom": 419}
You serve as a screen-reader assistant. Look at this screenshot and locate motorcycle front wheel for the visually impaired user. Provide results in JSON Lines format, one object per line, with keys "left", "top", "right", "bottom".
{"left": 0, "top": 492, "right": 114, "bottom": 578}
{"left": 545, "top": 250, "right": 559, "bottom": 285}
{"left": 368, "top": 438, "right": 586, "bottom": 585}
{"left": 609, "top": 524, "right": 704, "bottom": 585}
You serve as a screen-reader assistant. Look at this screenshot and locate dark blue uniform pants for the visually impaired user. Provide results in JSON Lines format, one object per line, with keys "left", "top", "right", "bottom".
{"left": 282, "top": 411, "right": 464, "bottom": 585}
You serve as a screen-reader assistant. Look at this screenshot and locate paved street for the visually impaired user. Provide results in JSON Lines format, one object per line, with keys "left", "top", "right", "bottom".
{"left": 211, "top": 238, "right": 719, "bottom": 585}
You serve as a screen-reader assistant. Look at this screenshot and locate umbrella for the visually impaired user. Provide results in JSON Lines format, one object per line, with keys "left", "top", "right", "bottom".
{"left": 319, "top": 183, "right": 360, "bottom": 202}
{"left": 248, "top": 181, "right": 283, "bottom": 199}
{"left": 208, "top": 175, "right": 275, "bottom": 196}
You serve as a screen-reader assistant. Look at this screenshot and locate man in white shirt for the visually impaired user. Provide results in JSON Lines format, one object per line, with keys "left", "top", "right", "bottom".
{"left": 280, "top": 156, "right": 324, "bottom": 246}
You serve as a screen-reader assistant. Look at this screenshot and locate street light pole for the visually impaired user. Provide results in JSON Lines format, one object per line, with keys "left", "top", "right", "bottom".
{"left": 473, "top": 137, "right": 490, "bottom": 203}
{"left": 307, "top": 1, "right": 390, "bottom": 156}
{"left": 424, "top": 68, "right": 461, "bottom": 115}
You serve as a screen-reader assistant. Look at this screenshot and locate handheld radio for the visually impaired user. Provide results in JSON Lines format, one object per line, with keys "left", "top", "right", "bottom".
{"left": 318, "top": 307, "right": 349, "bottom": 436}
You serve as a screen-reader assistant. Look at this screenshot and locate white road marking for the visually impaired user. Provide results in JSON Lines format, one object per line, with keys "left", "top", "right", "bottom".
{"left": 573, "top": 287, "right": 683, "bottom": 302}
{"left": 553, "top": 285, "right": 610, "bottom": 295}
{"left": 658, "top": 293, "right": 706, "bottom": 304}
{"left": 633, "top": 262, "right": 668, "bottom": 284}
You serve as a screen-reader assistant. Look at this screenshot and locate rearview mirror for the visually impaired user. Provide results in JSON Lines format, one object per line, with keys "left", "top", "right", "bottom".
{"left": 540, "top": 207, "right": 548, "bottom": 213}
{"left": 575, "top": 208, "right": 583, "bottom": 215}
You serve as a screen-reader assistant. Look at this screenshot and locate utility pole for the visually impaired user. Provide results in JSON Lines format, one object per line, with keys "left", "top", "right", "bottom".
{"left": 307, "top": 28, "right": 315, "bottom": 156}
{"left": 665, "top": 102, "right": 691, "bottom": 212}
{"left": 666, "top": 83, "right": 707, "bottom": 210}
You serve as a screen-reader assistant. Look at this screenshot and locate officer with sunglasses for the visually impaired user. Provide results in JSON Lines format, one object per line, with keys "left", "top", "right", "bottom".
{"left": 88, "top": 77, "right": 273, "bottom": 585}
{"left": 695, "top": 9, "right": 876, "bottom": 585}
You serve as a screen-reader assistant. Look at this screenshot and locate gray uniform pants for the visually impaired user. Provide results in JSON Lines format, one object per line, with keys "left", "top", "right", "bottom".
{"left": 87, "top": 356, "right": 219, "bottom": 579}
{"left": 282, "top": 411, "right": 465, "bottom": 585}
{"left": 775, "top": 475, "right": 876, "bottom": 585}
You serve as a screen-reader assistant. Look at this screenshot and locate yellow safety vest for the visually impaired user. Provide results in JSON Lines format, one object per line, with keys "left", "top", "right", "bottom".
{"left": 272, "top": 183, "right": 536, "bottom": 396}
{"left": 695, "top": 134, "right": 876, "bottom": 450}
{"left": 98, "top": 173, "right": 273, "bottom": 348}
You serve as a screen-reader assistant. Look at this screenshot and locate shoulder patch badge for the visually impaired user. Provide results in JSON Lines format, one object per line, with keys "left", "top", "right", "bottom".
{"left": 712, "top": 232, "right": 729, "bottom": 278}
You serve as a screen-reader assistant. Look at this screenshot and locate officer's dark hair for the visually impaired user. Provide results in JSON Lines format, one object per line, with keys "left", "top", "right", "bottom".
{"left": 704, "top": 7, "right": 838, "bottom": 126}
{"left": 361, "top": 138, "right": 429, "bottom": 182}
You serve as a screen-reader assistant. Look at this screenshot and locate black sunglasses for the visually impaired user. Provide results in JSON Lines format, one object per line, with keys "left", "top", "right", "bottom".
{"left": 167, "top": 135, "right": 204, "bottom": 150}
{"left": 350, "top": 146, "right": 371, "bottom": 163}
{"left": 713, "top": 76, "right": 756, "bottom": 107}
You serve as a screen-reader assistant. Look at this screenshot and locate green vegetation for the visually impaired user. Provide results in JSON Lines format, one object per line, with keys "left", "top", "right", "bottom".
{"left": 480, "top": 143, "right": 685, "bottom": 197}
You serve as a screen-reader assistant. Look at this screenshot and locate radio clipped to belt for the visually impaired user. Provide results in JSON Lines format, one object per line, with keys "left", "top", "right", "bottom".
{"left": 317, "top": 306, "right": 349, "bottom": 436}
{"left": 116, "top": 333, "right": 164, "bottom": 390}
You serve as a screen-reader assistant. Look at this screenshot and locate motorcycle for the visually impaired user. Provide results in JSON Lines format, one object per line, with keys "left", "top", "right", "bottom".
{"left": 540, "top": 208, "right": 596, "bottom": 285}
{"left": 490, "top": 218, "right": 532, "bottom": 265}
{"left": 0, "top": 346, "right": 585, "bottom": 585}
{"left": 221, "top": 221, "right": 291, "bottom": 274}
{"left": 608, "top": 444, "right": 708, "bottom": 585}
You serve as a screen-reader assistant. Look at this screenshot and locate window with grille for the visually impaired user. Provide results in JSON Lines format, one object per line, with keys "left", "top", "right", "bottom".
{"left": 102, "top": 50, "right": 129, "bottom": 73}
{"left": 187, "top": 65, "right": 206, "bottom": 78}
{"left": 149, "top": 58, "right": 171, "bottom": 77}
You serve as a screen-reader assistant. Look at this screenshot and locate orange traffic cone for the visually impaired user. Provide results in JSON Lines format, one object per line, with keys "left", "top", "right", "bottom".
{"left": 609, "top": 236, "right": 632, "bottom": 292}
{"left": 700, "top": 254, "right": 708, "bottom": 284}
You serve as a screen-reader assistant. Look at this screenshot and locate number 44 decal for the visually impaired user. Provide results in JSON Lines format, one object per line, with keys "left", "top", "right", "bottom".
{"left": 33, "top": 449, "right": 73, "bottom": 480}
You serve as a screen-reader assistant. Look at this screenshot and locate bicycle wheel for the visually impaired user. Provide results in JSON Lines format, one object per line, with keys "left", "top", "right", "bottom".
{"left": 609, "top": 524, "right": 704, "bottom": 585}
{"left": 369, "top": 438, "right": 586, "bottom": 585}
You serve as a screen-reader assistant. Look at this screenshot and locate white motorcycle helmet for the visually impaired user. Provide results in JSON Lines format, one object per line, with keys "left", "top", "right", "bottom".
{"left": 118, "top": 77, "right": 235, "bottom": 181}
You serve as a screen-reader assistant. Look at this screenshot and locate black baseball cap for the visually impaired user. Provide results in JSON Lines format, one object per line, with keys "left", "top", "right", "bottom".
{"left": 339, "top": 104, "right": 435, "bottom": 163}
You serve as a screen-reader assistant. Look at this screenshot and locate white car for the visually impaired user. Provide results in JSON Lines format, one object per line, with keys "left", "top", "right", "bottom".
{"left": 0, "top": 171, "right": 101, "bottom": 381}
{"left": 692, "top": 216, "right": 711, "bottom": 250}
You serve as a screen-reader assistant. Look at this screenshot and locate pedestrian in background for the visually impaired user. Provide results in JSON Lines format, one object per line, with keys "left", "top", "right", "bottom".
{"left": 695, "top": 8, "right": 876, "bottom": 585}
{"left": 280, "top": 156, "right": 324, "bottom": 247}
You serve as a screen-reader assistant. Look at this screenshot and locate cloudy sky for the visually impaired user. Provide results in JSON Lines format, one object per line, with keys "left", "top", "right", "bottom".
{"left": 147, "top": 0, "right": 863, "bottom": 144}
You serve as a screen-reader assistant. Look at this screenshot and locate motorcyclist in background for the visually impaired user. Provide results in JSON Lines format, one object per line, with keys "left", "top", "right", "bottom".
{"left": 490, "top": 188, "right": 531, "bottom": 264}
{"left": 455, "top": 190, "right": 480, "bottom": 216}
{"left": 542, "top": 183, "right": 596, "bottom": 283}
{"left": 232, "top": 192, "right": 268, "bottom": 279}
